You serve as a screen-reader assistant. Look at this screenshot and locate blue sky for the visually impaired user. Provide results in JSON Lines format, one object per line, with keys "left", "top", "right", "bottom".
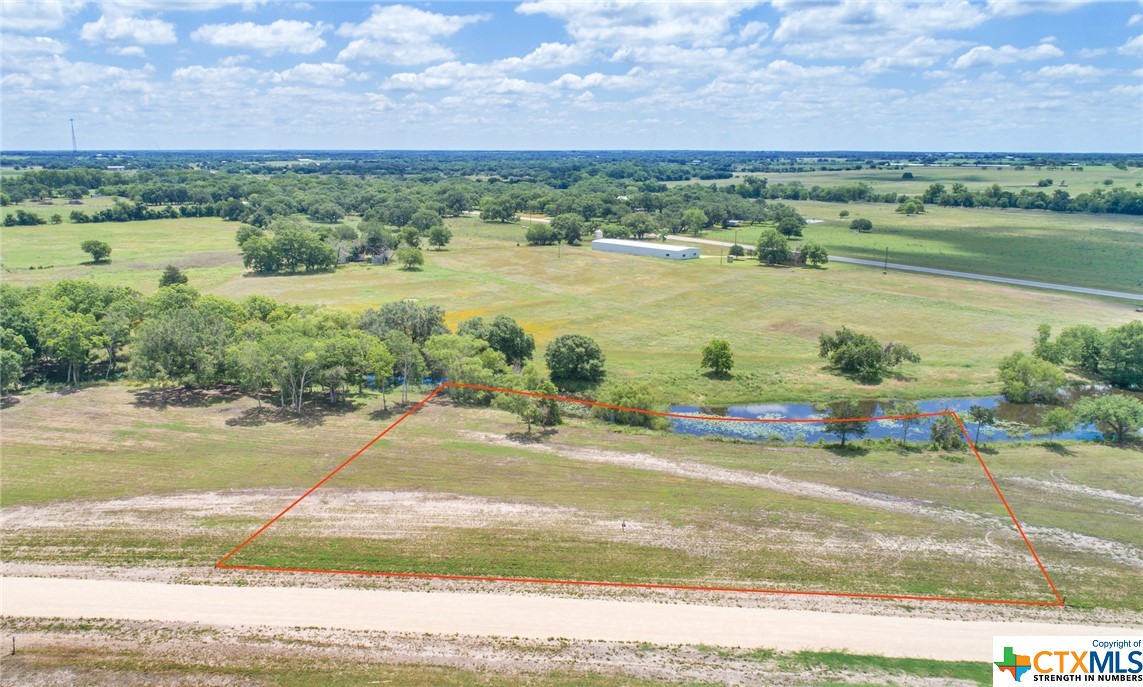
{"left": 2, "top": 1, "right": 1141, "bottom": 151}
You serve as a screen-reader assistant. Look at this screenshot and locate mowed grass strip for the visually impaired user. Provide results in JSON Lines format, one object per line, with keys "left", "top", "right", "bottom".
{"left": 705, "top": 201, "right": 1142, "bottom": 293}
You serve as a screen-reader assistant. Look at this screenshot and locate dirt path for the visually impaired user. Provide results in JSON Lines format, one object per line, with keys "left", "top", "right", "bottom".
{"left": 3, "top": 577, "right": 1137, "bottom": 662}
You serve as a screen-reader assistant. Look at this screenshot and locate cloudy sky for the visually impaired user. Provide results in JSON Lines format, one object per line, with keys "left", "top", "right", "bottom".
{"left": 2, "top": 0, "right": 1141, "bottom": 151}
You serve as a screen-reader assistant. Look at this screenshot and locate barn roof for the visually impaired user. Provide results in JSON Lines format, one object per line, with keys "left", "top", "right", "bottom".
{"left": 592, "top": 238, "right": 696, "bottom": 251}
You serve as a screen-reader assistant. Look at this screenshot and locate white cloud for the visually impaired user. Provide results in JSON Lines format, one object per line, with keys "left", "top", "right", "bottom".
{"left": 550, "top": 70, "right": 639, "bottom": 90}
{"left": 80, "top": 15, "right": 178, "bottom": 45}
{"left": 738, "top": 21, "right": 769, "bottom": 42}
{"left": 172, "top": 64, "right": 260, "bottom": 83}
{"left": 0, "top": 0, "right": 85, "bottom": 32}
{"left": 383, "top": 61, "right": 485, "bottom": 90}
{"left": 1034, "top": 63, "right": 1109, "bottom": 80}
{"left": 3, "top": 54, "right": 154, "bottom": 86}
{"left": 108, "top": 45, "right": 147, "bottom": 58}
{"left": 100, "top": 1, "right": 266, "bottom": 12}
{"left": 1130, "top": 13, "right": 1142, "bottom": 26}
{"left": 270, "top": 62, "right": 351, "bottom": 86}
{"left": 1110, "top": 84, "right": 1143, "bottom": 97}
{"left": 497, "top": 42, "right": 590, "bottom": 70}
{"left": 1118, "top": 34, "right": 1143, "bottom": 56}
{"left": 1077, "top": 47, "right": 1108, "bottom": 58}
{"left": 0, "top": 34, "right": 68, "bottom": 56}
{"left": 952, "top": 42, "right": 1063, "bottom": 68}
{"left": 860, "top": 37, "right": 969, "bottom": 72}
{"left": 191, "top": 20, "right": 327, "bottom": 55}
{"left": 773, "top": 2, "right": 985, "bottom": 61}
{"left": 775, "top": 1, "right": 986, "bottom": 43}
{"left": 336, "top": 5, "right": 487, "bottom": 65}
{"left": 517, "top": 0, "right": 759, "bottom": 48}
{"left": 985, "top": 0, "right": 1097, "bottom": 17}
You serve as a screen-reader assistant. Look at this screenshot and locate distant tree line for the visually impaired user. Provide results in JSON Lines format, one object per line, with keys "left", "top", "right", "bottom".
{"left": 6, "top": 157, "right": 1142, "bottom": 230}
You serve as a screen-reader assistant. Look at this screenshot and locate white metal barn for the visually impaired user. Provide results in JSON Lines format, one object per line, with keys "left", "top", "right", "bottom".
{"left": 590, "top": 238, "right": 699, "bottom": 260}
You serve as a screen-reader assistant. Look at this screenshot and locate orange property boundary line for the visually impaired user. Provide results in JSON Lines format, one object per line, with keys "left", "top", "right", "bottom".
{"left": 216, "top": 382, "right": 1065, "bottom": 607}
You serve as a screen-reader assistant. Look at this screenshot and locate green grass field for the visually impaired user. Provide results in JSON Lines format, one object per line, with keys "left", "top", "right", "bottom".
{"left": 2, "top": 213, "right": 1137, "bottom": 406}
{"left": 3, "top": 386, "right": 1140, "bottom": 611}
{"left": 676, "top": 163, "right": 1142, "bottom": 196}
{"left": 705, "top": 202, "right": 1143, "bottom": 292}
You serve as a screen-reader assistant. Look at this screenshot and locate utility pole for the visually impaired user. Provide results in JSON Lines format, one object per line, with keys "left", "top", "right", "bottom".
{"left": 69, "top": 118, "right": 77, "bottom": 153}
{"left": 883, "top": 247, "right": 889, "bottom": 274}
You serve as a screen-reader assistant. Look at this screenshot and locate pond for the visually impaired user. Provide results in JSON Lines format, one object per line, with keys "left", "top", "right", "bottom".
{"left": 668, "top": 387, "right": 1139, "bottom": 444}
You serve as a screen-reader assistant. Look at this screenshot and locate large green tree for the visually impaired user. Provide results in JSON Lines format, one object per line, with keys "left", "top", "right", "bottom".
{"left": 681, "top": 208, "right": 708, "bottom": 235}
{"left": 544, "top": 334, "right": 606, "bottom": 389}
{"left": 131, "top": 303, "right": 234, "bottom": 387}
{"left": 997, "top": 352, "right": 1065, "bottom": 403}
{"left": 459, "top": 315, "right": 535, "bottom": 368}
{"left": 480, "top": 196, "right": 516, "bottom": 223}
{"left": 80, "top": 239, "right": 112, "bottom": 263}
{"left": 1100, "top": 321, "right": 1143, "bottom": 389}
{"left": 409, "top": 208, "right": 443, "bottom": 233}
{"left": 1073, "top": 395, "right": 1143, "bottom": 444}
{"left": 801, "top": 240, "right": 829, "bottom": 267}
{"left": 427, "top": 225, "right": 452, "bottom": 250}
{"left": 756, "top": 229, "right": 790, "bottom": 266}
{"left": 816, "top": 400, "right": 869, "bottom": 447}
{"left": 620, "top": 212, "right": 657, "bottom": 240}
{"left": 44, "top": 310, "right": 103, "bottom": 385}
{"left": 593, "top": 381, "right": 667, "bottom": 429}
{"left": 700, "top": 338, "right": 734, "bottom": 375}
{"left": 395, "top": 246, "right": 424, "bottom": 270}
{"left": 550, "top": 213, "right": 585, "bottom": 244}
{"left": 361, "top": 300, "right": 448, "bottom": 345}
{"left": 818, "top": 326, "right": 920, "bottom": 381}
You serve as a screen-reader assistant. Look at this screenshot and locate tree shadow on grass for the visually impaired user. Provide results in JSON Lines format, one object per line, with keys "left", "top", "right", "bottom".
{"left": 240, "top": 267, "right": 336, "bottom": 279}
{"left": 368, "top": 405, "right": 402, "bottom": 422}
{"left": 224, "top": 397, "right": 364, "bottom": 428}
{"left": 701, "top": 370, "right": 734, "bottom": 381}
{"left": 1041, "top": 441, "right": 1077, "bottom": 456}
{"left": 506, "top": 428, "right": 558, "bottom": 444}
{"left": 892, "top": 442, "right": 927, "bottom": 456}
{"left": 133, "top": 386, "right": 243, "bottom": 410}
{"left": 822, "top": 365, "right": 917, "bottom": 387}
{"left": 823, "top": 443, "right": 871, "bottom": 457}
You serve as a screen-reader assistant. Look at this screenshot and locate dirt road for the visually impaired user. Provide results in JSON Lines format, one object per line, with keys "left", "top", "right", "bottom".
{"left": 4, "top": 577, "right": 1136, "bottom": 661}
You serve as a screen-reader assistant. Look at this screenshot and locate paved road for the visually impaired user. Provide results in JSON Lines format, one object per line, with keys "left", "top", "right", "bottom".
{"left": 3, "top": 577, "right": 1137, "bottom": 661}
{"left": 666, "top": 236, "right": 1143, "bottom": 302}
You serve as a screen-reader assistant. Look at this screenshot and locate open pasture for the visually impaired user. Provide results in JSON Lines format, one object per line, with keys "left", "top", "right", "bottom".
{"left": 2, "top": 214, "right": 1138, "bottom": 405}
{"left": 679, "top": 163, "right": 1142, "bottom": 196}
{"left": 1, "top": 386, "right": 1140, "bottom": 611}
{"left": 707, "top": 201, "right": 1143, "bottom": 293}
